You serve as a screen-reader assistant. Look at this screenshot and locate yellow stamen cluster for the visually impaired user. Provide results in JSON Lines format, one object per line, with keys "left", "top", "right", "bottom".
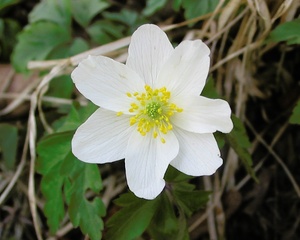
{"left": 123, "top": 85, "right": 183, "bottom": 143}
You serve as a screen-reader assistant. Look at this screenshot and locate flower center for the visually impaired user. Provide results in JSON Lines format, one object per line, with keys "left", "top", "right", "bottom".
{"left": 120, "top": 85, "right": 183, "bottom": 143}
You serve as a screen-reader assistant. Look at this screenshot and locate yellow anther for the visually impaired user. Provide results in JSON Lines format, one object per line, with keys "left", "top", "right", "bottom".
{"left": 126, "top": 85, "right": 183, "bottom": 143}
{"left": 116, "top": 111, "right": 123, "bottom": 116}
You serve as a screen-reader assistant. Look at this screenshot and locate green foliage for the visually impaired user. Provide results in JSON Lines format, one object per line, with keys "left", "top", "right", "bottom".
{"left": 71, "top": 0, "right": 110, "bottom": 27}
{"left": 63, "top": 153, "right": 105, "bottom": 240}
{"left": 181, "top": 0, "right": 219, "bottom": 20}
{"left": 0, "top": 18, "right": 20, "bottom": 60}
{"left": 11, "top": 0, "right": 111, "bottom": 72}
{"left": 226, "top": 115, "right": 257, "bottom": 181}
{"left": 87, "top": 20, "right": 125, "bottom": 44}
{"left": 11, "top": 22, "right": 70, "bottom": 72}
{"left": 106, "top": 166, "right": 210, "bottom": 240}
{"left": 172, "top": 0, "right": 182, "bottom": 11}
{"left": 46, "top": 75, "right": 74, "bottom": 100}
{"left": 102, "top": 9, "right": 147, "bottom": 35}
{"left": 36, "top": 104, "right": 105, "bottom": 239}
{"left": 36, "top": 132, "right": 70, "bottom": 232}
{"left": 0, "top": 0, "right": 19, "bottom": 10}
{"left": 201, "top": 76, "right": 220, "bottom": 99}
{"left": 143, "top": 0, "right": 168, "bottom": 16}
{"left": 289, "top": 99, "right": 300, "bottom": 124}
{"left": 29, "top": 0, "right": 72, "bottom": 26}
{"left": 0, "top": 123, "right": 18, "bottom": 170}
{"left": 106, "top": 193, "right": 160, "bottom": 240}
{"left": 148, "top": 193, "right": 189, "bottom": 240}
{"left": 267, "top": 18, "right": 300, "bottom": 45}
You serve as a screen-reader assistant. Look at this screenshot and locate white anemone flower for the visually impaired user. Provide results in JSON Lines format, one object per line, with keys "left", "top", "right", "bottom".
{"left": 71, "top": 24, "right": 233, "bottom": 200}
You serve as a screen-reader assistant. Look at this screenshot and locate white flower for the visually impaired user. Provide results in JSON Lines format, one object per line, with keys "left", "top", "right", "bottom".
{"left": 71, "top": 24, "right": 233, "bottom": 200}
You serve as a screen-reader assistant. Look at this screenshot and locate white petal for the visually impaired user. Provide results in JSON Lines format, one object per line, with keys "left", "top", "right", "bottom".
{"left": 171, "top": 95, "right": 233, "bottom": 133}
{"left": 156, "top": 40, "right": 210, "bottom": 96}
{"left": 71, "top": 55, "right": 145, "bottom": 113}
{"left": 72, "top": 108, "right": 132, "bottom": 163}
{"left": 171, "top": 129, "right": 222, "bottom": 176}
{"left": 126, "top": 24, "right": 174, "bottom": 87}
{"left": 125, "top": 129, "right": 179, "bottom": 199}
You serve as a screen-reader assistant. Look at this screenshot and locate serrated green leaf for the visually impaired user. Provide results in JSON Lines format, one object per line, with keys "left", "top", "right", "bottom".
{"left": 226, "top": 115, "right": 257, "bottom": 181}
{"left": 173, "top": 189, "right": 210, "bottom": 216}
{"left": 37, "top": 130, "right": 106, "bottom": 238}
{"left": 267, "top": 18, "right": 300, "bottom": 45}
{"left": 36, "top": 131, "right": 73, "bottom": 232}
{"left": 71, "top": 0, "right": 110, "bottom": 27}
{"left": 0, "top": 123, "right": 18, "bottom": 170}
{"left": 142, "top": 0, "right": 168, "bottom": 16}
{"left": 53, "top": 102, "right": 97, "bottom": 132}
{"left": 148, "top": 193, "right": 189, "bottom": 240}
{"left": 106, "top": 192, "right": 160, "bottom": 240}
{"left": 40, "top": 163, "right": 65, "bottom": 232}
{"left": 289, "top": 99, "right": 300, "bottom": 124}
{"left": 12, "top": 22, "right": 70, "bottom": 72}
{"left": 29, "top": 0, "right": 71, "bottom": 27}
{"left": 182, "top": 0, "right": 218, "bottom": 20}
{"left": 67, "top": 159, "right": 105, "bottom": 240}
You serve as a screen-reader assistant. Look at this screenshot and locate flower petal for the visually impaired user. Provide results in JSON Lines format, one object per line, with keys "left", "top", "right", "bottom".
{"left": 126, "top": 24, "right": 174, "bottom": 87}
{"left": 171, "top": 129, "right": 222, "bottom": 176}
{"left": 71, "top": 55, "right": 145, "bottom": 113}
{"left": 125, "top": 130, "right": 179, "bottom": 199}
{"left": 156, "top": 40, "right": 210, "bottom": 96}
{"left": 72, "top": 108, "right": 133, "bottom": 163}
{"left": 171, "top": 95, "right": 233, "bottom": 133}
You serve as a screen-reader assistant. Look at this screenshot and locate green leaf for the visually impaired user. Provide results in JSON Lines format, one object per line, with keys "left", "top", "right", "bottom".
{"left": 0, "top": 123, "right": 18, "bottom": 170}
{"left": 201, "top": 76, "right": 220, "bottom": 99}
{"left": 12, "top": 22, "right": 70, "bottom": 72}
{"left": 71, "top": 0, "right": 110, "bottom": 27}
{"left": 0, "top": 18, "right": 20, "bottom": 62}
{"left": 289, "top": 99, "right": 300, "bottom": 124}
{"left": 37, "top": 131, "right": 106, "bottom": 239}
{"left": 53, "top": 102, "right": 97, "bottom": 132}
{"left": 226, "top": 115, "right": 257, "bottom": 181}
{"left": 36, "top": 131, "right": 72, "bottom": 232}
{"left": 267, "top": 18, "right": 300, "bottom": 45}
{"left": 142, "top": 0, "right": 168, "bottom": 16}
{"left": 165, "top": 165, "right": 192, "bottom": 183}
{"left": 0, "top": 0, "right": 19, "bottom": 10}
{"left": 48, "top": 37, "right": 89, "bottom": 59}
{"left": 106, "top": 193, "right": 160, "bottom": 240}
{"left": 87, "top": 20, "right": 125, "bottom": 44}
{"left": 103, "top": 9, "right": 139, "bottom": 27}
{"left": 148, "top": 193, "right": 189, "bottom": 240}
{"left": 172, "top": 0, "right": 182, "bottom": 11}
{"left": 46, "top": 75, "right": 73, "bottom": 100}
{"left": 173, "top": 188, "right": 210, "bottom": 216}
{"left": 66, "top": 158, "right": 105, "bottom": 240}
{"left": 182, "top": 0, "right": 218, "bottom": 20}
{"left": 29, "top": 0, "right": 71, "bottom": 27}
